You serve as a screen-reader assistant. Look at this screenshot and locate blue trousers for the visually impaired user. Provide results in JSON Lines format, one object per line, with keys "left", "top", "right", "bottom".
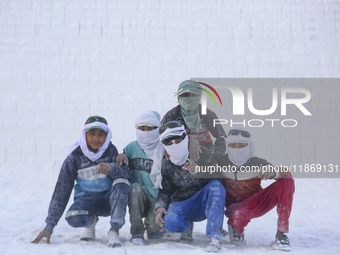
{"left": 65, "top": 183, "right": 130, "bottom": 230}
{"left": 163, "top": 180, "right": 226, "bottom": 239}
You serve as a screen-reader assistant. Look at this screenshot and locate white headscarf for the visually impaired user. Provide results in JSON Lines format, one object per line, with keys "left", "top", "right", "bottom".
{"left": 225, "top": 128, "right": 255, "bottom": 167}
{"left": 135, "top": 111, "right": 164, "bottom": 189}
{"left": 69, "top": 122, "right": 112, "bottom": 162}
{"left": 159, "top": 125, "right": 189, "bottom": 166}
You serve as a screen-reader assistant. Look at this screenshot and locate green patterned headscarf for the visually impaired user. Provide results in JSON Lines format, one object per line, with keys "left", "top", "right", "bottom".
{"left": 177, "top": 80, "right": 202, "bottom": 132}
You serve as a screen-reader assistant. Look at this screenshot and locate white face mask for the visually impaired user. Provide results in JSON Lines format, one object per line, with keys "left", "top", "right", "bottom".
{"left": 134, "top": 111, "right": 164, "bottom": 188}
{"left": 225, "top": 129, "right": 255, "bottom": 166}
{"left": 165, "top": 136, "right": 189, "bottom": 166}
{"left": 136, "top": 128, "right": 159, "bottom": 149}
{"left": 226, "top": 145, "right": 251, "bottom": 167}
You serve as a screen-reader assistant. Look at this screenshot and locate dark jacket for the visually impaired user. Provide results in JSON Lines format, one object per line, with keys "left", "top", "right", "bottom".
{"left": 45, "top": 142, "right": 130, "bottom": 232}
{"left": 161, "top": 104, "right": 226, "bottom": 154}
{"left": 155, "top": 146, "right": 219, "bottom": 210}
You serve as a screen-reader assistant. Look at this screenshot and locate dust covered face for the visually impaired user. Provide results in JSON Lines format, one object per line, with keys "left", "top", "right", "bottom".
{"left": 68, "top": 120, "right": 112, "bottom": 162}
{"left": 136, "top": 126, "right": 160, "bottom": 147}
{"left": 134, "top": 111, "right": 164, "bottom": 189}
{"left": 164, "top": 135, "right": 189, "bottom": 166}
{"left": 176, "top": 80, "right": 203, "bottom": 132}
{"left": 164, "top": 138, "right": 183, "bottom": 146}
{"left": 86, "top": 128, "right": 107, "bottom": 152}
{"left": 159, "top": 121, "right": 189, "bottom": 166}
{"left": 228, "top": 143, "right": 248, "bottom": 149}
{"left": 134, "top": 111, "right": 162, "bottom": 149}
{"left": 137, "top": 125, "right": 158, "bottom": 131}
{"left": 178, "top": 93, "right": 201, "bottom": 112}
{"left": 226, "top": 128, "right": 255, "bottom": 166}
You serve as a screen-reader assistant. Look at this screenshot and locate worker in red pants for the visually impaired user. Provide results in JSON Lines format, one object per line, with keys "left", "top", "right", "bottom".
{"left": 214, "top": 128, "right": 294, "bottom": 251}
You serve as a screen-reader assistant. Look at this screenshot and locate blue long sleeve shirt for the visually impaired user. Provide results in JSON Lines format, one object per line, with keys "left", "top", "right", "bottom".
{"left": 44, "top": 142, "right": 130, "bottom": 232}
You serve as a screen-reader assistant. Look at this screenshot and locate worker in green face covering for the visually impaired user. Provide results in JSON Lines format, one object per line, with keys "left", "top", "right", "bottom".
{"left": 177, "top": 81, "right": 203, "bottom": 132}
{"left": 161, "top": 80, "right": 227, "bottom": 161}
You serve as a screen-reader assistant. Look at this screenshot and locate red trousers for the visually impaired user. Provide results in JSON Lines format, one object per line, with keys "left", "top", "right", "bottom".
{"left": 225, "top": 178, "right": 295, "bottom": 236}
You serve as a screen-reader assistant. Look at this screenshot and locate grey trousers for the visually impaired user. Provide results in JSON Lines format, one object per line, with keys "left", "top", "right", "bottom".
{"left": 128, "top": 183, "right": 160, "bottom": 235}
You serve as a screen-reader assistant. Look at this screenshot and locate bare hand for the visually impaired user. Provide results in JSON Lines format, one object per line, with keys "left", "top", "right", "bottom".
{"left": 189, "top": 139, "right": 202, "bottom": 162}
{"left": 116, "top": 153, "right": 129, "bottom": 166}
{"left": 163, "top": 152, "right": 170, "bottom": 161}
{"left": 155, "top": 207, "right": 167, "bottom": 227}
{"left": 276, "top": 166, "right": 292, "bottom": 179}
{"left": 182, "top": 158, "right": 198, "bottom": 174}
{"left": 31, "top": 229, "right": 52, "bottom": 244}
{"left": 215, "top": 136, "right": 227, "bottom": 154}
{"left": 258, "top": 165, "right": 279, "bottom": 180}
{"left": 97, "top": 163, "right": 112, "bottom": 175}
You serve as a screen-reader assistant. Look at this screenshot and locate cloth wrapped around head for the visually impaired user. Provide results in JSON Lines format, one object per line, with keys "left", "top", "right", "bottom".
{"left": 135, "top": 111, "right": 164, "bottom": 189}
{"left": 159, "top": 121, "right": 189, "bottom": 166}
{"left": 225, "top": 128, "right": 256, "bottom": 166}
{"left": 69, "top": 116, "right": 112, "bottom": 162}
{"left": 176, "top": 80, "right": 202, "bottom": 132}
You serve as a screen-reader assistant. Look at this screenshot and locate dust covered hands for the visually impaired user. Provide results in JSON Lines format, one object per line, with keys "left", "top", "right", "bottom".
{"left": 182, "top": 158, "right": 198, "bottom": 174}
{"left": 189, "top": 138, "right": 202, "bottom": 162}
{"left": 163, "top": 152, "right": 170, "bottom": 161}
{"left": 155, "top": 207, "right": 167, "bottom": 227}
{"left": 115, "top": 153, "right": 129, "bottom": 166}
{"left": 258, "top": 166, "right": 291, "bottom": 180}
{"left": 31, "top": 229, "right": 52, "bottom": 244}
{"left": 97, "top": 162, "right": 112, "bottom": 175}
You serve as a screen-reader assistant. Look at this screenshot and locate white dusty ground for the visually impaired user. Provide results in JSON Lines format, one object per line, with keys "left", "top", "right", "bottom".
{"left": 0, "top": 178, "right": 339, "bottom": 255}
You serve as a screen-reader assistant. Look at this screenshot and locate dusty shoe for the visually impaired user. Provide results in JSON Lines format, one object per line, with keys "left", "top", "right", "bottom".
{"left": 228, "top": 225, "right": 246, "bottom": 246}
{"left": 270, "top": 233, "right": 291, "bottom": 251}
{"left": 160, "top": 227, "right": 172, "bottom": 238}
{"left": 180, "top": 221, "right": 194, "bottom": 242}
{"left": 205, "top": 238, "right": 221, "bottom": 253}
{"left": 80, "top": 215, "right": 98, "bottom": 241}
{"left": 108, "top": 230, "right": 122, "bottom": 248}
{"left": 147, "top": 229, "right": 163, "bottom": 240}
{"left": 130, "top": 233, "right": 145, "bottom": 245}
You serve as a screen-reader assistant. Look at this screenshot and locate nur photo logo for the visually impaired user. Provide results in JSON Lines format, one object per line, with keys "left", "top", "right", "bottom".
{"left": 197, "top": 80, "right": 312, "bottom": 128}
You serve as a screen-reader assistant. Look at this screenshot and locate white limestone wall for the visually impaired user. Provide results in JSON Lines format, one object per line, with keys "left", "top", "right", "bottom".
{"left": 0, "top": 0, "right": 339, "bottom": 186}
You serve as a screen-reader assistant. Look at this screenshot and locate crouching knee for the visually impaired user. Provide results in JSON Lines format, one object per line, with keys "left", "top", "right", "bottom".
{"left": 131, "top": 183, "right": 143, "bottom": 193}
{"left": 163, "top": 212, "right": 189, "bottom": 233}
{"left": 226, "top": 207, "right": 250, "bottom": 232}
{"left": 206, "top": 180, "right": 226, "bottom": 198}
{"left": 111, "top": 179, "right": 131, "bottom": 197}
{"left": 65, "top": 211, "right": 93, "bottom": 228}
{"left": 276, "top": 178, "right": 295, "bottom": 193}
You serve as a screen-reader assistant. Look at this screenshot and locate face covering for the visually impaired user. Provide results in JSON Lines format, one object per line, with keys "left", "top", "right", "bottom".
{"left": 136, "top": 128, "right": 159, "bottom": 148}
{"left": 135, "top": 111, "right": 164, "bottom": 189}
{"left": 177, "top": 80, "right": 203, "bottom": 132}
{"left": 165, "top": 135, "right": 189, "bottom": 166}
{"left": 227, "top": 146, "right": 251, "bottom": 167}
{"left": 225, "top": 129, "right": 256, "bottom": 166}
{"left": 178, "top": 95, "right": 201, "bottom": 112}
